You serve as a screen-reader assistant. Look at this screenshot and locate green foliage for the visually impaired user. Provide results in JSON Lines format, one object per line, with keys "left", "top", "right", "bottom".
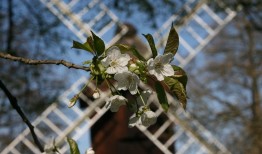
{"left": 67, "top": 138, "right": 80, "bottom": 154}
{"left": 155, "top": 81, "right": 169, "bottom": 112}
{"left": 72, "top": 38, "right": 94, "bottom": 54}
{"left": 164, "top": 66, "right": 187, "bottom": 109}
{"left": 130, "top": 48, "right": 146, "bottom": 61}
{"left": 72, "top": 31, "right": 105, "bottom": 56}
{"left": 91, "top": 31, "right": 105, "bottom": 56}
{"left": 163, "top": 24, "right": 179, "bottom": 55}
{"left": 143, "top": 34, "right": 158, "bottom": 58}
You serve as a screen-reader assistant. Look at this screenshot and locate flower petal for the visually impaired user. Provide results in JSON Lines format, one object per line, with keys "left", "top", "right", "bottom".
{"left": 107, "top": 46, "right": 121, "bottom": 59}
{"left": 161, "top": 64, "right": 174, "bottom": 76}
{"left": 106, "top": 67, "right": 117, "bottom": 74}
{"left": 160, "top": 53, "right": 173, "bottom": 64}
{"left": 114, "top": 66, "right": 128, "bottom": 73}
{"left": 141, "top": 110, "right": 157, "bottom": 127}
{"left": 154, "top": 72, "right": 164, "bottom": 81}
{"left": 117, "top": 54, "right": 130, "bottom": 66}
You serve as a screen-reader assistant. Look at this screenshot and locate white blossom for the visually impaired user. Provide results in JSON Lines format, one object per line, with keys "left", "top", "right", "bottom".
{"left": 85, "top": 148, "right": 95, "bottom": 154}
{"left": 106, "top": 95, "right": 127, "bottom": 112}
{"left": 114, "top": 71, "right": 140, "bottom": 95}
{"left": 137, "top": 90, "right": 152, "bottom": 106}
{"left": 92, "top": 90, "right": 100, "bottom": 99}
{"left": 128, "top": 110, "right": 157, "bottom": 127}
{"left": 141, "top": 110, "right": 157, "bottom": 127}
{"left": 147, "top": 53, "right": 174, "bottom": 81}
{"left": 101, "top": 46, "right": 130, "bottom": 74}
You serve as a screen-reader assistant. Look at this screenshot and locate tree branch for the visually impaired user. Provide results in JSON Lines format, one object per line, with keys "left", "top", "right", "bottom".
{"left": 0, "top": 52, "right": 90, "bottom": 71}
{"left": 0, "top": 80, "right": 44, "bottom": 152}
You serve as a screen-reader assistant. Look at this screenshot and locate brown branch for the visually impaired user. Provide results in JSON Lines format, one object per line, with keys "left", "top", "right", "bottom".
{"left": 0, "top": 80, "right": 44, "bottom": 152}
{"left": 0, "top": 52, "right": 90, "bottom": 71}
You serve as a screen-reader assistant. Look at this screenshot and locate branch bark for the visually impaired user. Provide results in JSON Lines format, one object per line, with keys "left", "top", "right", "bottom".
{"left": 0, "top": 52, "right": 90, "bottom": 71}
{"left": 0, "top": 80, "right": 44, "bottom": 152}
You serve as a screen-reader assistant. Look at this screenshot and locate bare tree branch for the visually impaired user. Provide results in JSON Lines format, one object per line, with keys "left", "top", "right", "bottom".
{"left": 0, "top": 80, "right": 44, "bottom": 152}
{"left": 0, "top": 52, "right": 90, "bottom": 71}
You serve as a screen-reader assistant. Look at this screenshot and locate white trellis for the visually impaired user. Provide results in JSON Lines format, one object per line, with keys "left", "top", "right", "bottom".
{"left": 1, "top": 0, "right": 236, "bottom": 153}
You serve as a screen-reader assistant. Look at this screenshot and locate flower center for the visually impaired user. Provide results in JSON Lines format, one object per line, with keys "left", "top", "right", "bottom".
{"left": 110, "top": 60, "right": 118, "bottom": 67}
{"left": 155, "top": 62, "right": 163, "bottom": 70}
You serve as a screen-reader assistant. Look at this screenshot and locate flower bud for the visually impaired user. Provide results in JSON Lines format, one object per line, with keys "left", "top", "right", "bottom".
{"left": 92, "top": 90, "right": 100, "bottom": 99}
{"left": 129, "top": 63, "right": 138, "bottom": 72}
{"left": 86, "top": 148, "right": 95, "bottom": 154}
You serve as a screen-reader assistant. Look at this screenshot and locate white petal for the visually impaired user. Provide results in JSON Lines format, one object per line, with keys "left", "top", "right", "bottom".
{"left": 107, "top": 46, "right": 121, "bottom": 59}
{"left": 162, "top": 64, "right": 174, "bottom": 76}
{"left": 160, "top": 53, "right": 173, "bottom": 64}
{"left": 141, "top": 110, "right": 157, "bottom": 127}
{"left": 101, "top": 57, "right": 110, "bottom": 67}
{"left": 129, "top": 74, "right": 139, "bottom": 95}
{"left": 114, "top": 73, "right": 128, "bottom": 90}
{"left": 109, "top": 95, "right": 127, "bottom": 112}
{"left": 117, "top": 54, "right": 130, "bottom": 66}
{"left": 154, "top": 72, "right": 164, "bottom": 81}
{"left": 154, "top": 55, "right": 161, "bottom": 63}
{"left": 114, "top": 66, "right": 128, "bottom": 73}
{"left": 106, "top": 67, "right": 117, "bottom": 74}
{"left": 129, "top": 83, "right": 138, "bottom": 95}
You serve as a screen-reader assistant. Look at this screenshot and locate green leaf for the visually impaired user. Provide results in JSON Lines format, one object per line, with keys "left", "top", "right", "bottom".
{"left": 91, "top": 31, "right": 105, "bottom": 56}
{"left": 172, "top": 65, "right": 188, "bottom": 88}
{"left": 72, "top": 39, "right": 94, "bottom": 53}
{"left": 114, "top": 44, "right": 146, "bottom": 61}
{"left": 164, "top": 77, "right": 187, "bottom": 109}
{"left": 67, "top": 138, "right": 80, "bottom": 154}
{"left": 143, "top": 34, "right": 157, "bottom": 58}
{"left": 163, "top": 24, "right": 179, "bottom": 55}
{"left": 155, "top": 81, "right": 169, "bottom": 112}
{"left": 82, "top": 60, "right": 92, "bottom": 65}
{"left": 130, "top": 48, "right": 146, "bottom": 61}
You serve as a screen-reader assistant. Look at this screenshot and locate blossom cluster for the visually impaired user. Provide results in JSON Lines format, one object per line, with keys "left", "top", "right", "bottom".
{"left": 95, "top": 46, "right": 175, "bottom": 127}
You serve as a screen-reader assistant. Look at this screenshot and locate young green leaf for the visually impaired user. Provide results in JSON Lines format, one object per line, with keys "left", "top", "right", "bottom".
{"left": 164, "top": 77, "right": 187, "bottom": 109}
{"left": 67, "top": 138, "right": 80, "bottom": 154}
{"left": 114, "top": 44, "right": 146, "bottom": 61}
{"left": 91, "top": 31, "right": 105, "bottom": 56}
{"left": 130, "top": 48, "right": 146, "bottom": 61}
{"left": 143, "top": 34, "right": 158, "bottom": 58}
{"left": 163, "top": 24, "right": 179, "bottom": 55}
{"left": 155, "top": 81, "right": 169, "bottom": 112}
{"left": 172, "top": 65, "right": 188, "bottom": 88}
{"left": 72, "top": 40, "right": 94, "bottom": 54}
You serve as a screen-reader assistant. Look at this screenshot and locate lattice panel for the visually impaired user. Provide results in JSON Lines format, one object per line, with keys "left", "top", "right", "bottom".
{"left": 1, "top": 77, "right": 111, "bottom": 154}
{"left": 39, "top": 0, "right": 128, "bottom": 45}
{"left": 154, "top": 1, "right": 236, "bottom": 67}
{"left": 135, "top": 83, "right": 230, "bottom": 154}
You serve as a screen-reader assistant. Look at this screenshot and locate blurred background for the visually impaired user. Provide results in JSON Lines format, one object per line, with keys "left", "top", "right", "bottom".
{"left": 0, "top": 0, "right": 261, "bottom": 154}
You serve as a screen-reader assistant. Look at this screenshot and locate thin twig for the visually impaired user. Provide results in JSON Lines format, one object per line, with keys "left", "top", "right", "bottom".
{"left": 0, "top": 80, "right": 44, "bottom": 152}
{"left": 0, "top": 52, "right": 90, "bottom": 71}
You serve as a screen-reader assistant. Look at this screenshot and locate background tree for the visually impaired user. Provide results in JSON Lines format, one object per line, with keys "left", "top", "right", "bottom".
{"left": 0, "top": 0, "right": 70, "bottom": 149}
{"left": 187, "top": 9, "right": 262, "bottom": 154}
